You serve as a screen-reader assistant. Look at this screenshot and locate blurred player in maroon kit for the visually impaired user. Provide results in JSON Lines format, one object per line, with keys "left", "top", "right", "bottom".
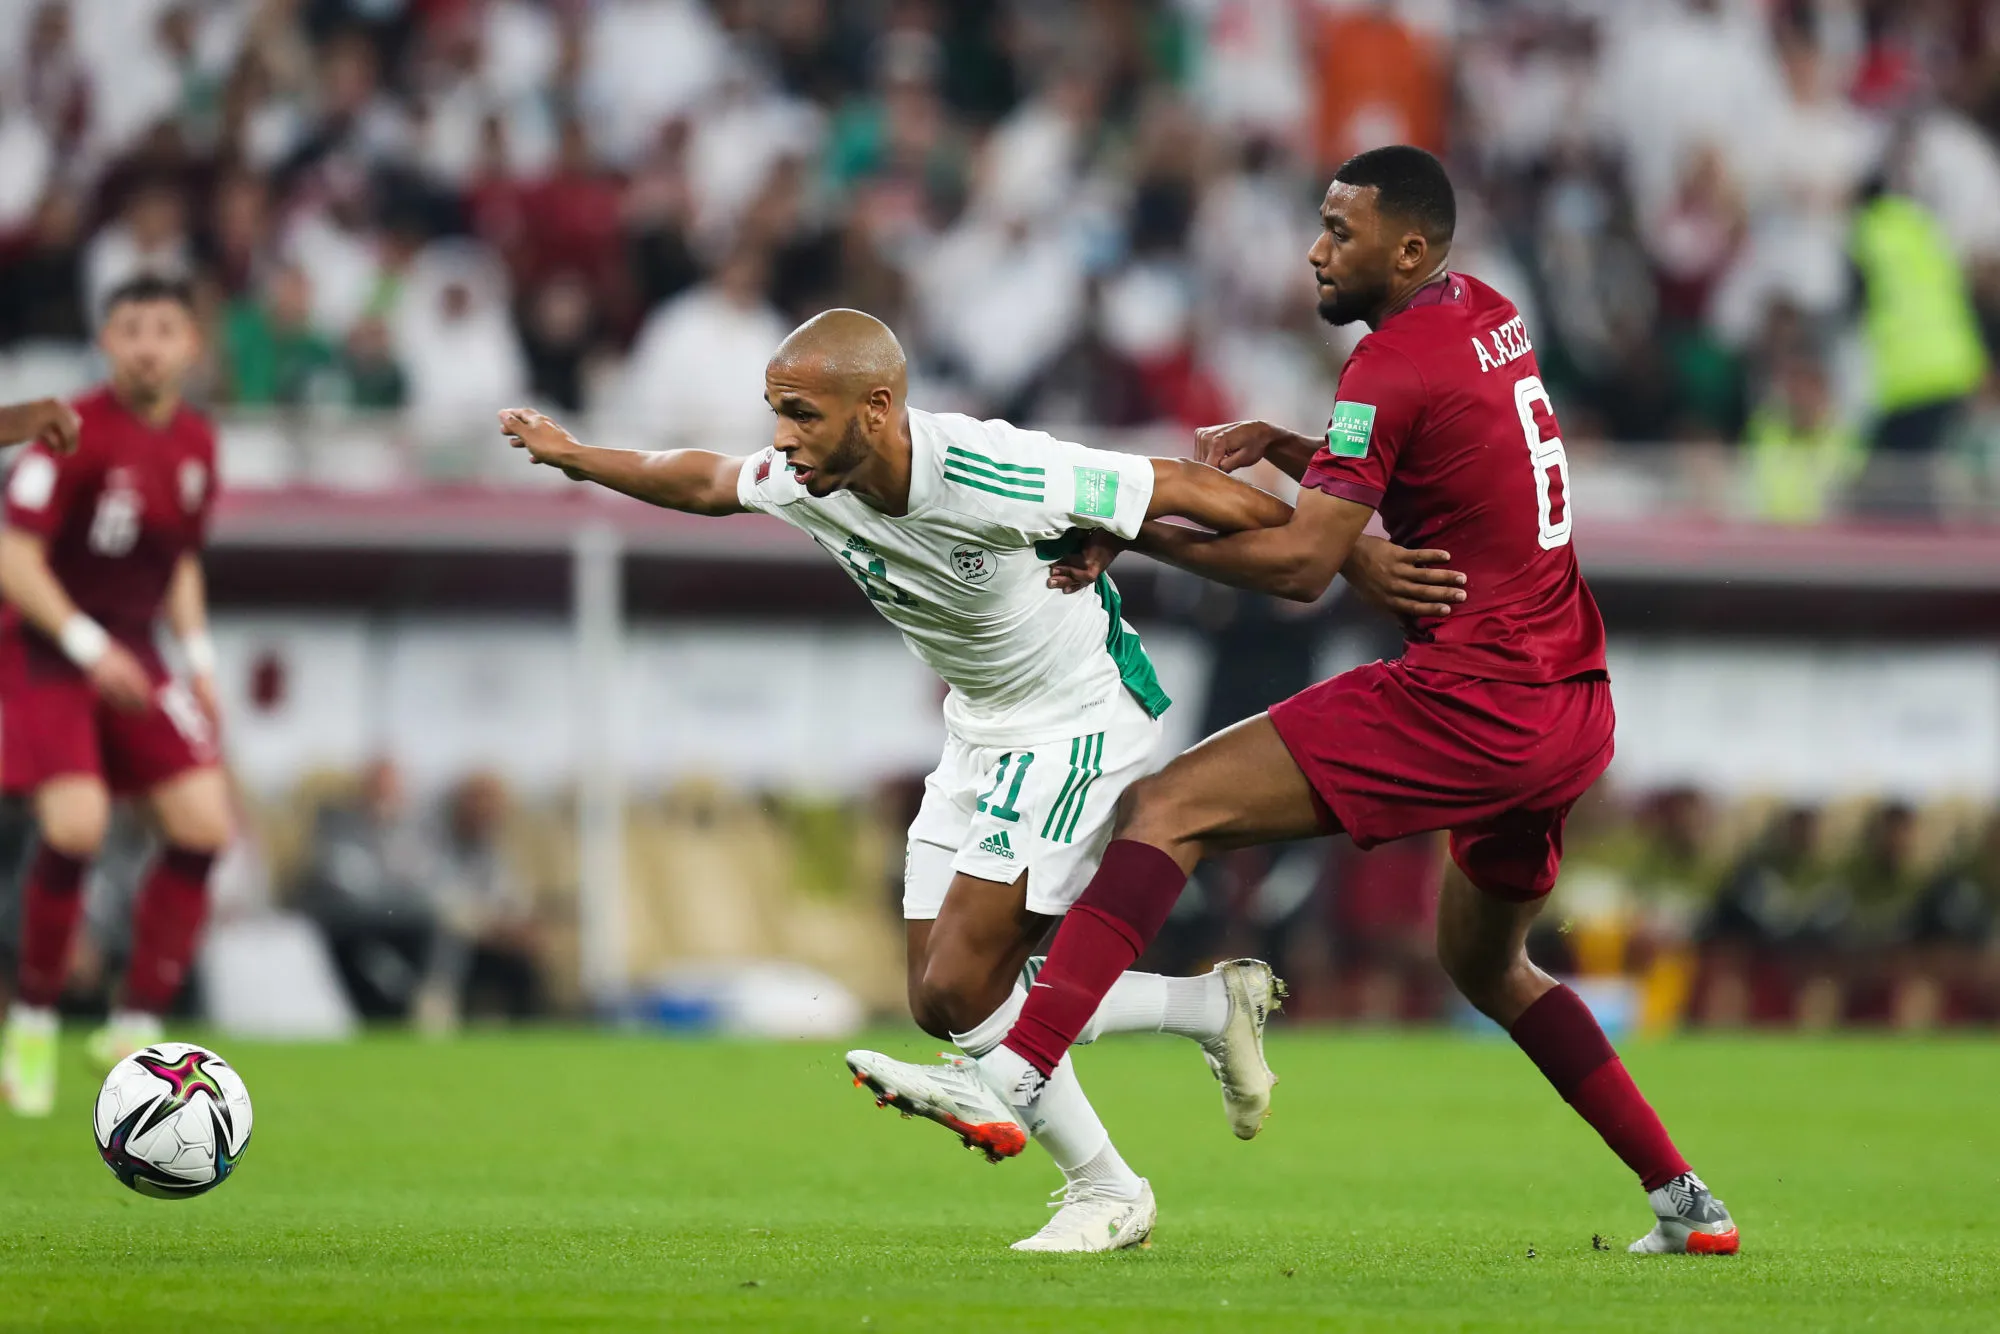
{"left": 0, "top": 276, "right": 232, "bottom": 1118}
{"left": 969, "top": 148, "right": 1738, "bottom": 1254}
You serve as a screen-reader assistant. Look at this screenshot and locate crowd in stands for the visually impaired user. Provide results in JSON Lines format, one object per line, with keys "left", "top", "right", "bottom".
{"left": 2, "top": 1, "right": 2000, "bottom": 519}
{"left": 1178, "top": 787, "right": 2000, "bottom": 1030}
{"left": 2, "top": 761, "right": 560, "bottom": 1029}
{"left": 12, "top": 755, "right": 1992, "bottom": 1030}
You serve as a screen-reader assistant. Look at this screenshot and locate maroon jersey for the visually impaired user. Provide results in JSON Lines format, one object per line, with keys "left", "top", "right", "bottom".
{"left": 2, "top": 386, "right": 217, "bottom": 680}
{"left": 1302, "top": 272, "right": 1607, "bottom": 684}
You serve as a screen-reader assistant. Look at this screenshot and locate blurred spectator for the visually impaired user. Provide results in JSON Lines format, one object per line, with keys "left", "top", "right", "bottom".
{"left": 515, "top": 119, "right": 627, "bottom": 318}
{"left": 520, "top": 272, "right": 601, "bottom": 413}
{"left": 1697, "top": 805, "right": 1826, "bottom": 1024}
{"left": 744, "top": 155, "right": 842, "bottom": 324}
{"left": 391, "top": 240, "right": 528, "bottom": 428}
{"left": 0, "top": 187, "right": 90, "bottom": 346}
{"left": 620, "top": 242, "right": 787, "bottom": 444}
{"left": 416, "top": 772, "right": 544, "bottom": 1029}
{"left": 200, "top": 170, "right": 274, "bottom": 299}
{"left": 220, "top": 263, "right": 338, "bottom": 407}
{"left": 1849, "top": 182, "right": 1988, "bottom": 457}
{"left": 621, "top": 118, "right": 703, "bottom": 319}
{"left": 825, "top": 24, "right": 965, "bottom": 231}
{"left": 686, "top": 48, "right": 824, "bottom": 250}
{"left": 916, "top": 203, "right": 1087, "bottom": 416}
{"left": 1744, "top": 355, "right": 1864, "bottom": 523}
{"left": 1307, "top": 0, "right": 1445, "bottom": 168}
{"left": 1830, "top": 802, "right": 1928, "bottom": 949}
{"left": 1626, "top": 787, "right": 1724, "bottom": 944}
{"left": 16, "top": 1, "right": 90, "bottom": 156}
{"left": 0, "top": 104, "right": 55, "bottom": 236}
{"left": 297, "top": 758, "right": 437, "bottom": 1021}
{"left": 1905, "top": 814, "right": 1999, "bottom": 959}
{"left": 340, "top": 314, "right": 408, "bottom": 410}
{"left": 82, "top": 177, "right": 192, "bottom": 324}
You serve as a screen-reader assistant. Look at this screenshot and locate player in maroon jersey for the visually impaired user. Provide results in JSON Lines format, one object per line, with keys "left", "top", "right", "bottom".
{"left": 0, "top": 276, "right": 232, "bottom": 1118}
{"left": 952, "top": 147, "right": 1736, "bottom": 1254}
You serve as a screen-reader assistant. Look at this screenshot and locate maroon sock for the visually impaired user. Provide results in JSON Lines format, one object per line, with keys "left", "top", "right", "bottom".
{"left": 119, "top": 847, "right": 215, "bottom": 1015}
{"left": 15, "top": 847, "right": 89, "bottom": 1007}
{"left": 1509, "top": 985, "right": 1691, "bottom": 1191}
{"left": 1006, "top": 839, "right": 1187, "bottom": 1076}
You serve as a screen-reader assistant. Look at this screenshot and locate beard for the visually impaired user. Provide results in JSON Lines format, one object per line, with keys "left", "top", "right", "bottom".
{"left": 1316, "top": 277, "right": 1387, "bottom": 327}
{"left": 805, "top": 414, "right": 872, "bottom": 494}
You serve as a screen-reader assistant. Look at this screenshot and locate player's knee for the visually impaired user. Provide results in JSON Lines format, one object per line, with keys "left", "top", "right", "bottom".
{"left": 1114, "top": 772, "right": 1201, "bottom": 852}
{"left": 37, "top": 792, "right": 108, "bottom": 859}
{"left": 161, "top": 805, "right": 232, "bottom": 855}
{"left": 153, "top": 780, "right": 234, "bottom": 854}
{"left": 909, "top": 966, "right": 993, "bottom": 1040}
{"left": 1436, "top": 932, "right": 1529, "bottom": 1018}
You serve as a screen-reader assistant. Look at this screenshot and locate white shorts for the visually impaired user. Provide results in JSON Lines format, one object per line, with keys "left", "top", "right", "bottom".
{"left": 903, "top": 689, "right": 1164, "bottom": 920}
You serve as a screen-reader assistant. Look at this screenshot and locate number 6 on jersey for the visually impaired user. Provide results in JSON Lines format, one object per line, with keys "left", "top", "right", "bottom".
{"left": 1512, "top": 374, "right": 1571, "bottom": 550}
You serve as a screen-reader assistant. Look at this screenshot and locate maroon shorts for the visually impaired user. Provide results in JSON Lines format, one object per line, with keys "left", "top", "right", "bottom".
{"left": 1, "top": 667, "right": 216, "bottom": 796}
{"left": 1268, "top": 661, "right": 1614, "bottom": 902}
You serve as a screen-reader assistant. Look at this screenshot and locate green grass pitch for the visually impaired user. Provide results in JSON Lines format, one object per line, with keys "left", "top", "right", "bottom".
{"left": 2, "top": 1029, "right": 1995, "bottom": 1331}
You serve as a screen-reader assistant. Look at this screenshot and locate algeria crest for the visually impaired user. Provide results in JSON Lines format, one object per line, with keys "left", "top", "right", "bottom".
{"left": 951, "top": 543, "right": 996, "bottom": 585}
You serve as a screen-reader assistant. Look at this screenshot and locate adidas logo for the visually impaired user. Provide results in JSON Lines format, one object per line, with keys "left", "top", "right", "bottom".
{"left": 978, "top": 831, "right": 1015, "bottom": 859}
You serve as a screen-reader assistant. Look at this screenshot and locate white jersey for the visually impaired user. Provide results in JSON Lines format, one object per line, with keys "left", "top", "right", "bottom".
{"left": 736, "top": 407, "right": 1170, "bottom": 747}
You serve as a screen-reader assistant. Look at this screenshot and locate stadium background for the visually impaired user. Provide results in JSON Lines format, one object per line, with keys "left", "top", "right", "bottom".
{"left": 1, "top": 0, "right": 1998, "bottom": 1040}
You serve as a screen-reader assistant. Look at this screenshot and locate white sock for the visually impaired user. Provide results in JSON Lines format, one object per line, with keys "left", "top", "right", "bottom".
{"left": 1068, "top": 1138, "right": 1143, "bottom": 1197}
{"left": 1032, "top": 1055, "right": 1143, "bottom": 1198}
{"left": 109, "top": 1009, "right": 162, "bottom": 1034}
{"left": 948, "top": 989, "right": 1023, "bottom": 1059}
{"left": 959, "top": 1001, "right": 1141, "bottom": 1197}
{"left": 1073, "top": 969, "right": 1228, "bottom": 1044}
{"left": 6, "top": 1002, "right": 56, "bottom": 1035}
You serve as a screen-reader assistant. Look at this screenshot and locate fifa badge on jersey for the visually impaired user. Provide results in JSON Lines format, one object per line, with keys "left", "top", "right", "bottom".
{"left": 1073, "top": 466, "right": 1119, "bottom": 518}
{"left": 1326, "top": 402, "right": 1376, "bottom": 458}
{"left": 178, "top": 460, "right": 208, "bottom": 513}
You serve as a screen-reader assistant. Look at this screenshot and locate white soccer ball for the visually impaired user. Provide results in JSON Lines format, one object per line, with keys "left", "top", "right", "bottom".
{"left": 92, "top": 1042, "right": 253, "bottom": 1199}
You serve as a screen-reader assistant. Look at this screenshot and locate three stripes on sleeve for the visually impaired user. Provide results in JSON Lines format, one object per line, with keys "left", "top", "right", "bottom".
{"left": 943, "top": 445, "right": 1046, "bottom": 502}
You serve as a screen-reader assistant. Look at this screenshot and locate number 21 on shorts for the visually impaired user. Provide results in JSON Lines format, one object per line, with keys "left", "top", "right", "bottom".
{"left": 1512, "top": 374, "right": 1572, "bottom": 550}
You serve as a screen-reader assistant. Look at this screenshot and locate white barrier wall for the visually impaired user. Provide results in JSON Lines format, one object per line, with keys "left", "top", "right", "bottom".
{"left": 209, "top": 616, "right": 2000, "bottom": 801}
{"left": 1605, "top": 641, "right": 2000, "bottom": 800}
{"left": 211, "top": 616, "right": 1213, "bottom": 797}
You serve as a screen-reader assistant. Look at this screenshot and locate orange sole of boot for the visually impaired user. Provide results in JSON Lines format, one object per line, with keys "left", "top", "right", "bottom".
{"left": 848, "top": 1067, "right": 1027, "bottom": 1163}
{"left": 1685, "top": 1228, "right": 1740, "bottom": 1255}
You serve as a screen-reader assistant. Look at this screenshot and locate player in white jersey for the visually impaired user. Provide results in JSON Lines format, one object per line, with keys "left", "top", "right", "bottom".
{"left": 499, "top": 310, "right": 1464, "bottom": 1251}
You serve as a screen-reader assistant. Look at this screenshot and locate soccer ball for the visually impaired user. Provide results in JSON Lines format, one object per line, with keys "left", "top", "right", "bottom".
{"left": 92, "top": 1042, "right": 253, "bottom": 1199}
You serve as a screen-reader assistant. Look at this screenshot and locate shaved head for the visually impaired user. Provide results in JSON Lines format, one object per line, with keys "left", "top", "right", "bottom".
{"left": 763, "top": 308, "right": 912, "bottom": 502}
{"left": 769, "top": 308, "right": 907, "bottom": 402}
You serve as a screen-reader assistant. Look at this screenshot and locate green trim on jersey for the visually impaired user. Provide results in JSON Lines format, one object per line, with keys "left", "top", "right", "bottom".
{"left": 945, "top": 445, "right": 1046, "bottom": 478}
{"left": 943, "top": 470, "right": 1042, "bottom": 502}
{"left": 943, "top": 445, "right": 1048, "bottom": 502}
{"left": 1096, "top": 575, "right": 1171, "bottom": 719}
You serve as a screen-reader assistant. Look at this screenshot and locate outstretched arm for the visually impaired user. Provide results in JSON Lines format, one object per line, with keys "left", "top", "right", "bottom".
{"left": 498, "top": 408, "right": 748, "bottom": 516}
{"left": 1052, "top": 459, "right": 1465, "bottom": 615}
{"left": 1135, "top": 486, "right": 1375, "bottom": 603}
{"left": 1144, "top": 456, "right": 1294, "bottom": 532}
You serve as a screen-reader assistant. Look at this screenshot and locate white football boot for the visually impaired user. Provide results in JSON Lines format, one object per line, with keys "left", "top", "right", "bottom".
{"left": 1200, "top": 959, "right": 1286, "bottom": 1139}
{"left": 846, "top": 1050, "right": 1028, "bottom": 1162}
{"left": 86, "top": 1011, "right": 164, "bottom": 1072}
{"left": 1, "top": 1005, "right": 58, "bottom": 1118}
{"left": 1629, "top": 1172, "right": 1740, "bottom": 1255}
{"left": 1011, "top": 1178, "right": 1156, "bottom": 1253}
